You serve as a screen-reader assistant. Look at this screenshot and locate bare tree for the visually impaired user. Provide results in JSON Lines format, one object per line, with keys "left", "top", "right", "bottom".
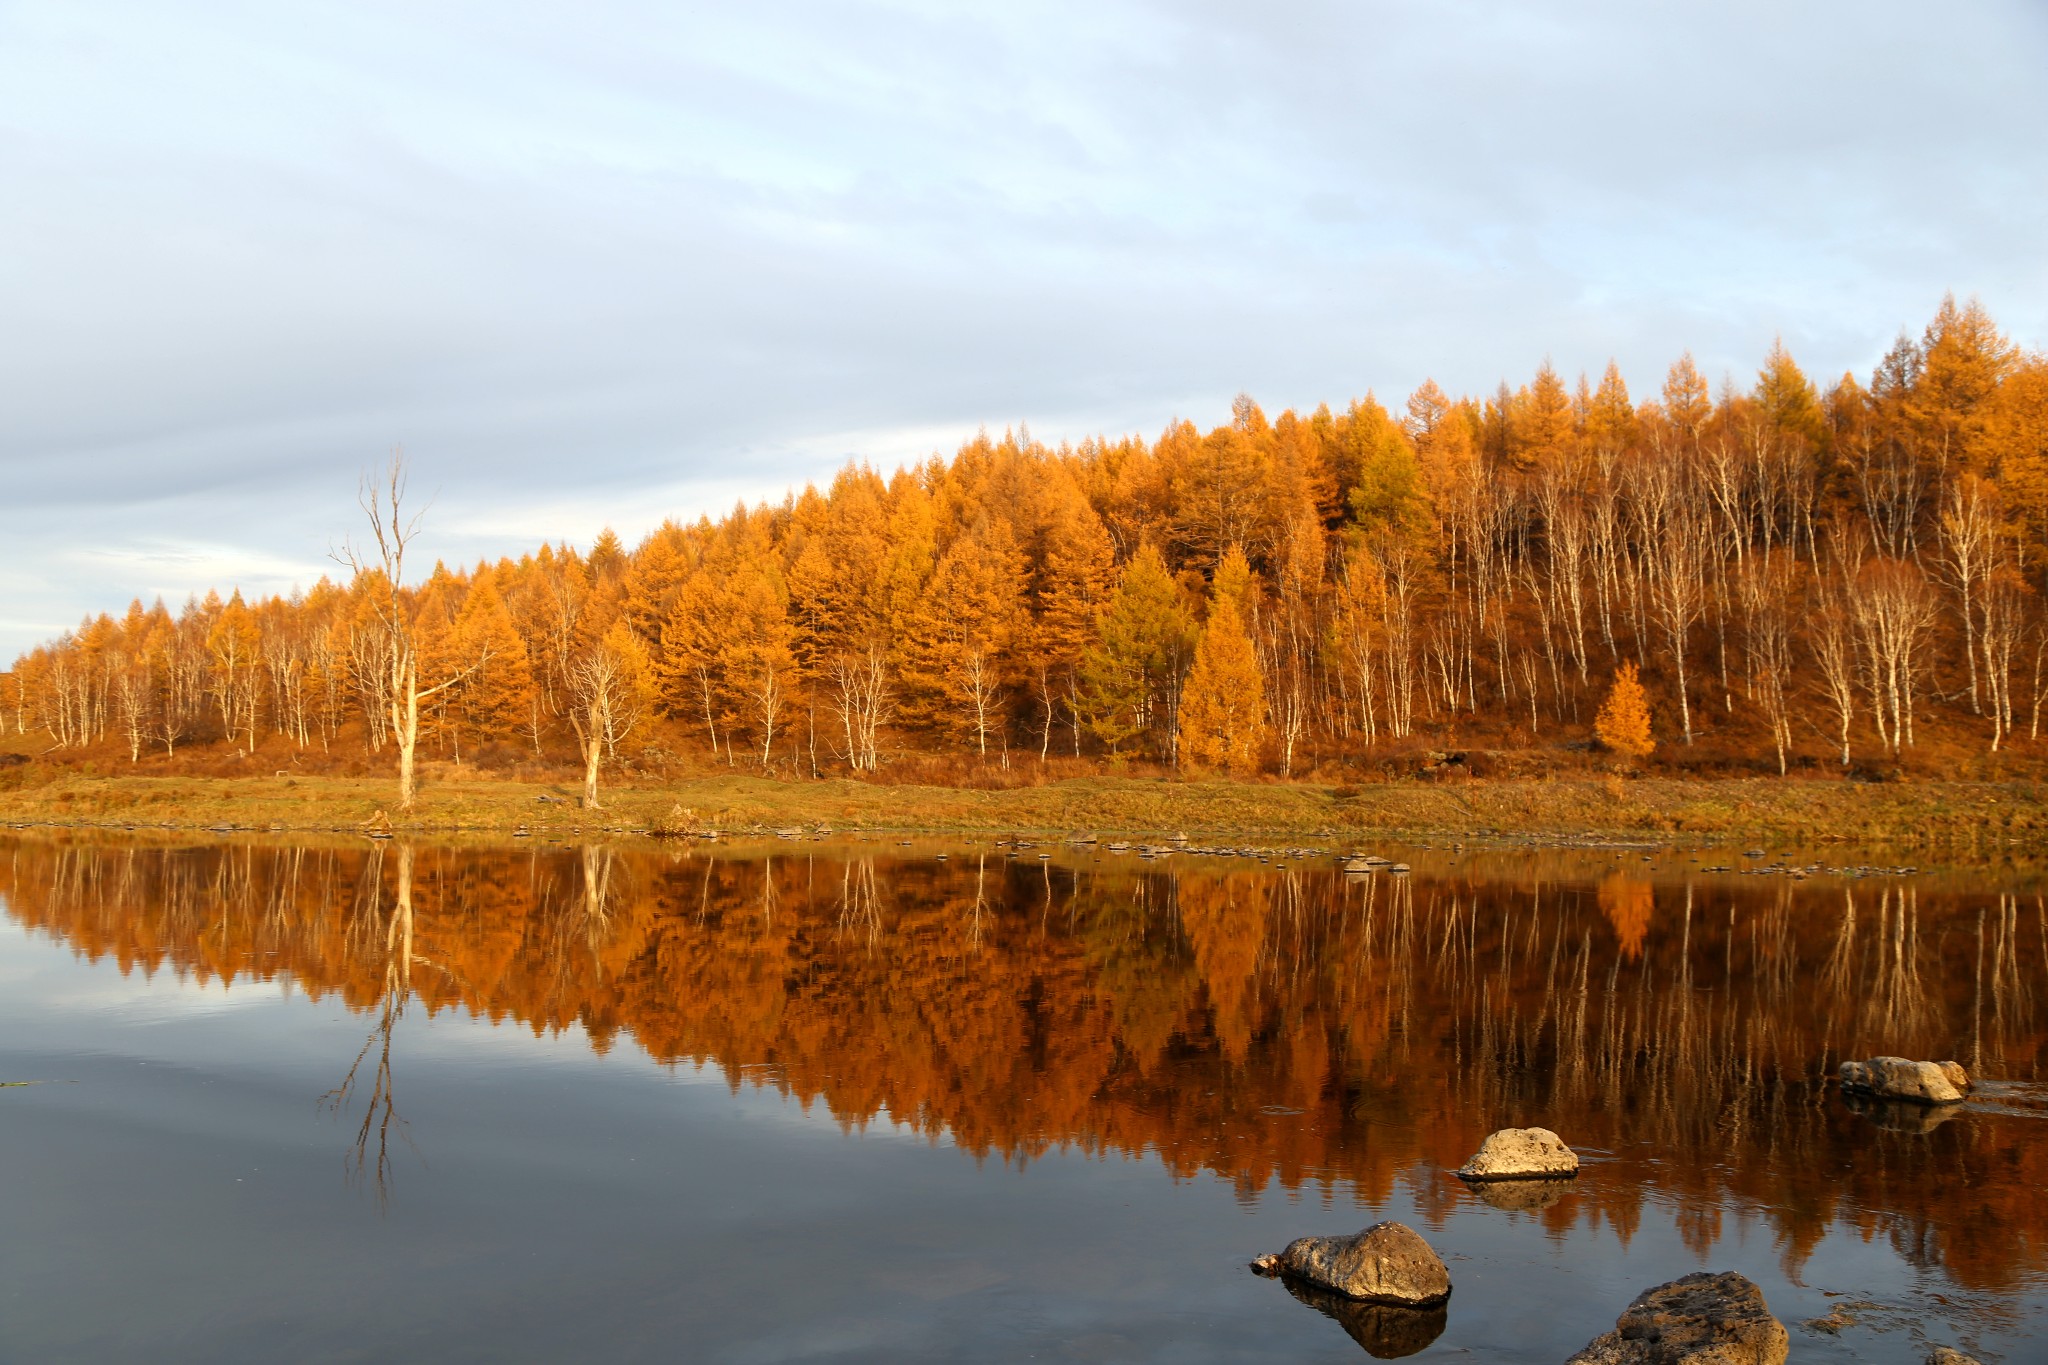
{"left": 1808, "top": 574, "right": 1859, "bottom": 767}
{"left": 1936, "top": 475, "right": 2002, "bottom": 714}
{"left": 1980, "top": 567, "right": 2030, "bottom": 750}
{"left": 334, "top": 456, "right": 484, "bottom": 812}
{"left": 1739, "top": 552, "right": 1799, "bottom": 773}
{"left": 1850, "top": 556, "right": 1939, "bottom": 756}
{"left": 827, "top": 645, "right": 889, "bottom": 772}
{"left": 565, "top": 627, "right": 651, "bottom": 808}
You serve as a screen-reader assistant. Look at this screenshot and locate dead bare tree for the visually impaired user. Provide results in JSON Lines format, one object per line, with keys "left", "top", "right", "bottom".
{"left": 334, "top": 455, "right": 485, "bottom": 812}
{"left": 1851, "top": 556, "right": 1939, "bottom": 756}
{"left": 1808, "top": 573, "right": 1859, "bottom": 767}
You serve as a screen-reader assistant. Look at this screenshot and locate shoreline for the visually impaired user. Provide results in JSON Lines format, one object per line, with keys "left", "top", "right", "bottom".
{"left": 0, "top": 772, "right": 2036, "bottom": 847}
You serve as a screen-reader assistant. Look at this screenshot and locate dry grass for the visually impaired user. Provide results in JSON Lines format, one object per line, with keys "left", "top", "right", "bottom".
{"left": 0, "top": 766, "right": 2039, "bottom": 847}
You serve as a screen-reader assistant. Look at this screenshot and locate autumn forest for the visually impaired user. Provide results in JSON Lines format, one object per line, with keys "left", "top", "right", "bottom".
{"left": 10, "top": 298, "right": 2048, "bottom": 795}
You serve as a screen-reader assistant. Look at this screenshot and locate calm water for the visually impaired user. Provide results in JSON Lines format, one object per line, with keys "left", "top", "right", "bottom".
{"left": 1, "top": 833, "right": 2043, "bottom": 1363}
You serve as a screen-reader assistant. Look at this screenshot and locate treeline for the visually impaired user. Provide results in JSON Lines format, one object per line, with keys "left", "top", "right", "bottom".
{"left": 9, "top": 296, "right": 2048, "bottom": 781}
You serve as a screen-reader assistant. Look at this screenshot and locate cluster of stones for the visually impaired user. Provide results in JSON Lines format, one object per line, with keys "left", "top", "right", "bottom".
{"left": 1252, "top": 1120, "right": 1982, "bottom": 1362}
{"left": 1341, "top": 854, "right": 1413, "bottom": 874}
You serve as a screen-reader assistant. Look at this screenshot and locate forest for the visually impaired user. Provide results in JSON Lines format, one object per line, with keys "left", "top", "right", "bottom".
{"left": 8, "top": 297, "right": 2048, "bottom": 794}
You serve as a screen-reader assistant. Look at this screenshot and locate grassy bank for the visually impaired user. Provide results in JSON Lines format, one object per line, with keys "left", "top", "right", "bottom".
{"left": 0, "top": 770, "right": 2037, "bottom": 846}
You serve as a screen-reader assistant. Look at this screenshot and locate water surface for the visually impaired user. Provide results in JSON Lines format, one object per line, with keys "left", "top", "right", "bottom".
{"left": 1, "top": 833, "right": 2043, "bottom": 1362}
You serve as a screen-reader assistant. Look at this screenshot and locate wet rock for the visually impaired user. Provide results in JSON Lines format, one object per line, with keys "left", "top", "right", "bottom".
{"left": 1925, "top": 1348, "right": 1981, "bottom": 1365}
{"left": 1468, "top": 1177, "right": 1571, "bottom": 1213}
{"left": 1839, "top": 1056, "right": 1969, "bottom": 1104}
{"left": 1801, "top": 1304, "right": 1857, "bottom": 1335}
{"left": 1564, "top": 1271, "right": 1787, "bottom": 1365}
{"left": 1276, "top": 1275, "right": 1448, "bottom": 1358}
{"left": 1250, "top": 1221, "right": 1451, "bottom": 1307}
{"left": 1457, "top": 1127, "right": 1580, "bottom": 1181}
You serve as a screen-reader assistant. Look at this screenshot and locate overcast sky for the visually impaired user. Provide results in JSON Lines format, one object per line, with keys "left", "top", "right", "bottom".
{"left": 3, "top": 0, "right": 2044, "bottom": 658}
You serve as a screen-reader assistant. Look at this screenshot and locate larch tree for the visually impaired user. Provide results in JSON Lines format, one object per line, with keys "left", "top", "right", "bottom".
{"left": 906, "top": 519, "right": 1026, "bottom": 759}
{"left": 450, "top": 568, "right": 535, "bottom": 754}
{"left": 1079, "top": 542, "right": 1195, "bottom": 759}
{"left": 205, "top": 591, "right": 263, "bottom": 754}
{"left": 721, "top": 552, "right": 798, "bottom": 769}
{"left": 1180, "top": 547, "right": 1269, "bottom": 774}
{"left": 1593, "top": 663, "right": 1654, "bottom": 760}
{"left": 1029, "top": 481, "right": 1117, "bottom": 759}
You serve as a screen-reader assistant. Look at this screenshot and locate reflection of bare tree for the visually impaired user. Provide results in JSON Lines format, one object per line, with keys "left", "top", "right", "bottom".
{"left": 966, "top": 854, "right": 989, "bottom": 950}
{"left": 1984, "top": 896, "right": 2035, "bottom": 1068}
{"left": 837, "top": 858, "right": 882, "bottom": 948}
{"left": 1859, "top": 887, "right": 1932, "bottom": 1039}
{"left": 320, "top": 843, "right": 419, "bottom": 1207}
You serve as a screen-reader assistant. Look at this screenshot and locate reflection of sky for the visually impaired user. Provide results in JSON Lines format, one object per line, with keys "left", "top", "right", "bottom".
{"left": 3, "top": 914, "right": 2035, "bottom": 1363}
{"left": 3, "top": 1, "right": 2046, "bottom": 658}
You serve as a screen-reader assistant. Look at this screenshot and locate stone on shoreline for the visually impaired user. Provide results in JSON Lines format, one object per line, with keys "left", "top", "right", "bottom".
{"left": 1839, "top": 1056, "right": 1970, "bottom": 1105}
{"left": 1564, "top": 1271, "right": 1788, "bottom": 1364}
{"left": 1457, "top": 1127, "right": 1580, "bottom": 1181}
{"left": 1926, "top": 1348, "right": 1982, "bottom": 1364}
{"left": 1249, "top": 1221, "right": 1451, "bottom": 1307}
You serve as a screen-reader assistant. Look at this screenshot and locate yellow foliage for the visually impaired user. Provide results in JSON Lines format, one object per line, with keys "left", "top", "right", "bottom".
{"left": 1594, "top": 663, "right": 1654, "bottom": 759}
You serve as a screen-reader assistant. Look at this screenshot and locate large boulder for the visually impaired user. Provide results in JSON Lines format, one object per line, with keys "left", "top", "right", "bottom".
{"left": 1839, "top": 1057, "right": 1970, "bottom": 1105}
{"left": 1565, "top": 1271, "right": 1787, "bottom": 1365}
{"left": 1249, "top": 1221, "right": 1451, "bottom": 1307}
{"left": 1926, "top": 1348, "right": 1982, "bottom": 1365}
{"left": 1457, "top": 1127, "right": 1580, "bottom": 1181}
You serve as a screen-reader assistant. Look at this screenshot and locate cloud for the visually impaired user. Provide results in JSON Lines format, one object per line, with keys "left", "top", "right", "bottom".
{"left": 1, "top": 0, "right": 2043, "bottom": 656}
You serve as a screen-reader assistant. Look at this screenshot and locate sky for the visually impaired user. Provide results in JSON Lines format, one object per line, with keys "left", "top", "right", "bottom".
{"left": 3, "top": 0, "right": 2045, "bottom": 659}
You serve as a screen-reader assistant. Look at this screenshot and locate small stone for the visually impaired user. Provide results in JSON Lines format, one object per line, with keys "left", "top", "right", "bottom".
{"left": 1257, "top": 1221, "right": 1451, "bottom": 1307}
{"left": 1457, "top": 1127, "right": 1580, "bottom": 1181}
{"left": 1801, "top": 1305, "right": 1856, "bottom": 1335}
{"left": 1565, "top": 1271, "right": 1788, "bottom": 1364}
{"left": 1840, "top": 1056, "right": 1967, "bottom": 1104}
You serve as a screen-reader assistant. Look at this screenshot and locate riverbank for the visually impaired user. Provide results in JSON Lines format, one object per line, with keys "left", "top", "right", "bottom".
{"left": 0, "top": 771, "right": 2036, "bottom": 845}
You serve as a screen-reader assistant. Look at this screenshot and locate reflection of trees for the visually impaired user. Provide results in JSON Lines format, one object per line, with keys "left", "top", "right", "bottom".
{"left": 320, "top": 844, "right": 418, "bottom": 1205}
{"left": 6, "top": 835, "right": 2048, "bottom": 1291}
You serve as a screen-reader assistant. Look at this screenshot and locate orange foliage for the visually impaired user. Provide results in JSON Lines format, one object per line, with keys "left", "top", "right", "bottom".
{"left": 10, "top": 299, "right": 2048, "bottom": 780}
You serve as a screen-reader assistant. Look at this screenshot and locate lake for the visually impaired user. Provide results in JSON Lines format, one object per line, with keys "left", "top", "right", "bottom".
{"left": 1, "top": 832, "right": 2042, "bottom": 1362}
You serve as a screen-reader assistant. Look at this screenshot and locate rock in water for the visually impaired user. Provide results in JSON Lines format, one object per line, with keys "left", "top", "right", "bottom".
{"left": 1251, "top": 1221, "right": 1451, "bottom": 1307}
{"left": 1457, "top": 1127, "right": 1580, "bottom": 1181}
{"left": 1276, "top": 1275, "right": 1447, "bottom": 1359}
{"left": 1565, "top": 1271, "right": 1788, "bottom": 1365}
{"left": 1926, "top": 1348, "right": 1982, "bottom": 1365}
{"left": 1839, "top": 1056, "right": 1969, "bottom": 1104}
